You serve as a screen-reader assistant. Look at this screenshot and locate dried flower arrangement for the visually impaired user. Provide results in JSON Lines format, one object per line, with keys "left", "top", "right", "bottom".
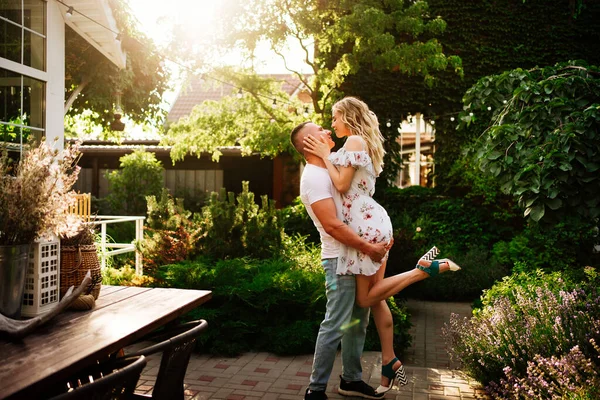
{"left": 0, "top": 140, "right": 82, "bottom": 246}
{"left": 60, "top": 223, "right": 97, "bottom": 247}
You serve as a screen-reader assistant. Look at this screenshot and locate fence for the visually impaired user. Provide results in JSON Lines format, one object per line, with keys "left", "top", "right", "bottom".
{"left": 88, "top": 216, "right": 145, "bottom": 275}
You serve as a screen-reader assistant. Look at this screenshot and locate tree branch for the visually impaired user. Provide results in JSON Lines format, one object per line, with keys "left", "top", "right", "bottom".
{"left": 64, "top": 76, "right": 91, "bottom": 115}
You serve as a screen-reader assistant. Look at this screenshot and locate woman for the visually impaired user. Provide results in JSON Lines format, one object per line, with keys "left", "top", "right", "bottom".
{"left": 303, "top": 96, "right": 460, "bottom": 393}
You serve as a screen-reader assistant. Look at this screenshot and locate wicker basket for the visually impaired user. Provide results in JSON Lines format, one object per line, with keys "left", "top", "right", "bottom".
{"left": 60, "top": 245, "right": 101, "bottom": 300}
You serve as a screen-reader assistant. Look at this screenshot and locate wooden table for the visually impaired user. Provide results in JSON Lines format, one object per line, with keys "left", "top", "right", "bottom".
{"left": 0, "top": 285, "right": 212, "bottom": 400}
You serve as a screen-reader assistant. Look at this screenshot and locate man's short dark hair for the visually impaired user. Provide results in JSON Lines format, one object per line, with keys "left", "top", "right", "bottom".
{"left": 290, "top": 121, "right": 311, "bottom": 155}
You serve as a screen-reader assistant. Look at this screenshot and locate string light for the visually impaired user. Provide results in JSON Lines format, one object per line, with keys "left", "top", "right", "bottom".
{"left": 65, "top": 6, "right": 74, "bottom": 17}
{"left": 115, "top": 33, "right": 122, "bottom": 41}
{"left": 303, "top": 106, "right": 310, "bottom": 117}
{"left": 237, "top": 89, "right": 243, "bottom": 99}
{"left": 271, "top": 99, "right": 277, "bottom": 108}
{"left": 450, "top": 117, "right": 455, "bottom": 122}
{"left": 386, "top": 119, "right": 391, "bottom": 128}
{"left": 487, "top": 106, "right": 491, "bottom": 111}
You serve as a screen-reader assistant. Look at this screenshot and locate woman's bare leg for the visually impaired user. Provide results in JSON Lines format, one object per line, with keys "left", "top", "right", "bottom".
{"left": 359, "top": 259, "right": 402, "bottom": 387}
{"left": 355, "top": 260, "right": 454, "bottom": 309}
{"left": 371, "top": 300, "right": 401, "bottom": 387}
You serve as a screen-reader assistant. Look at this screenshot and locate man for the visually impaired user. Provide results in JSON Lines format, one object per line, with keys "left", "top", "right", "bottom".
{"left": 290, "top": 121, "right": 388, "bottom": 400}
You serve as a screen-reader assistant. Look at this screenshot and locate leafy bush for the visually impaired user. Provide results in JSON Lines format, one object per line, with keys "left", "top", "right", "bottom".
{"left": 444, "top": 268, "right": 600, "bottom": 396}
{"left": 138, "top": 189, "right": 201, "bottom": 280}
{"left": 156, "top": 242, "right": 412, "bottom": 356}
{"left": 102, "top": 265, "right": 152, "bottom": 287}
{"left": 280, "top": 196, "right": 320, "bottom": 244}
{"left": 459, "top": 61, "right": 600, "bottom": 224}
{"left": 378, "top": 185, "right": 519, "bottom": 301}
{"left": 492, "top": 220, "right": 600, "bottom": 273}
{"left": 394, "top": 245, "right": 510, "bottom": 302}
{"left": 105, "top": 149, "right": 164, "bottom": 215}
{"left": 195, "top": 182, "right": 284, "bottom": 260}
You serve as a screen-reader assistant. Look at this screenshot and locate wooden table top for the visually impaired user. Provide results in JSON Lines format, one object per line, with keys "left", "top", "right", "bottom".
{"left": 0, "top": 285, "right": 212, "bottom": 400}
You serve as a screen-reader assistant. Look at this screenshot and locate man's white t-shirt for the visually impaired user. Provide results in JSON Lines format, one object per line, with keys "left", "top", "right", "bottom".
{"left": 300, "top": 164, "right": 342, "bottom": 259}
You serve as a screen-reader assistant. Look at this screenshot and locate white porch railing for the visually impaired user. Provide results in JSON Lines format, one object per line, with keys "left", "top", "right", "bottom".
{"left": 88, "top": 215, "right": 145, "bottom": 275}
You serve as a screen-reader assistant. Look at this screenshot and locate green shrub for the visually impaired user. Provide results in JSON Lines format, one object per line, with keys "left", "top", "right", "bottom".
{"left": 393, "top": 245, "right": 510, "bottom": 302}
{"left": 492, "top": 220, "right": 600, "bottom": 273}
{"left": 195, "top": 182, "right": 284, "bottom": 260}
{"left": 156, "top": 247, "right": 412, "bottom": 357}
{"left": 105, "top": 149, "right": 164, "bottom": 215}
{"left": 379, "top": 185, "right": 522, "bottom": 301}
{"left": 280, "top": 196, "right": 320, "bottom": 245}
{"left": 472, "top": 266, "right": 576, "bottom": 314}
{"left": 102, "top": 265, "right": 151, "bottom": 286}
{"left": 139, "top": 189, "right": 201, "bottom": 280}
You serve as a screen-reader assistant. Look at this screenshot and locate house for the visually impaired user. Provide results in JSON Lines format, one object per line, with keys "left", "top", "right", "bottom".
{"left": 1, "top": 0, "right": 126, "bottom": 151}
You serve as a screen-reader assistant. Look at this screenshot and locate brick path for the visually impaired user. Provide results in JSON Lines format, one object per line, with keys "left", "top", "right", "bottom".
{"left": 132, "top": 300, "right": 489, "bottom": 399}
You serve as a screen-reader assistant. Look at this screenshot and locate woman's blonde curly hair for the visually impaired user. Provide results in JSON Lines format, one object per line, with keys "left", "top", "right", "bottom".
{"left": 332, "top": 96, "right": 386, "bottom": 176}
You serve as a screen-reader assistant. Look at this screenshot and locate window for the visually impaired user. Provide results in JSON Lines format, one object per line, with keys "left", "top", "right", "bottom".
{"left": 0, "top": 0, "right": 46, "bottom": 147}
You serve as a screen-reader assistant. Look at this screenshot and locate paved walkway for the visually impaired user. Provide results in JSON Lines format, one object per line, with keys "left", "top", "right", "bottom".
{"left": 133, "top": 300, "right": 488, "bottom": 399}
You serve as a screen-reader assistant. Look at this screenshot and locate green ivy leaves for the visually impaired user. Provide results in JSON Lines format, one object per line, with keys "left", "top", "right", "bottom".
{"left": 460, "top": 61, "right": 600, "bottom": 223}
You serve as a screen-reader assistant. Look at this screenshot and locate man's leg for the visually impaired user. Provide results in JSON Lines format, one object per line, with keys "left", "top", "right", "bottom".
{"left": 340, "top": 294, "right": 369, "bottom": 381}
{"left": 338, "top": 297, "right": 383, "bottom": 399}
{"left": 308, "top": 258, "right": 356, "bottom": 392}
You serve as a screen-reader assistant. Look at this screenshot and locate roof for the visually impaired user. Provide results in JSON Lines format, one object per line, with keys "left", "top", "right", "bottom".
{"left": 63, "top": 0, "right": 127, "bottom": 69}
{"left": 70, "top": 139, "right": 246, "bottom": 156}
{"left": 167, "top": 74, "right": 308, "bottom": 124}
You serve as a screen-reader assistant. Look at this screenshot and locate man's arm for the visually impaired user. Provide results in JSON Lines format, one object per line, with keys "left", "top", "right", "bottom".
{"left": 311, "top": 197, "right": 388, "bottom": 262}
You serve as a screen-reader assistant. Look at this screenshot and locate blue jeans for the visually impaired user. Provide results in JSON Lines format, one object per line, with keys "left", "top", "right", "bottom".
{"left": 308, "top": 258, "right": 370, "bottom": 391}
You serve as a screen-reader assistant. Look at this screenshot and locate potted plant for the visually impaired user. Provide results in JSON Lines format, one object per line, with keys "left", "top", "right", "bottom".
{"left": 0, "top": 139, "right": 82, "bottom": 318}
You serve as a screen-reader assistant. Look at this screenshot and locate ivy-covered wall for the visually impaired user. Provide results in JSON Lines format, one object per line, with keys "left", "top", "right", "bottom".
{"left": 341, "top": 0, "right": 600, "bottom": 185}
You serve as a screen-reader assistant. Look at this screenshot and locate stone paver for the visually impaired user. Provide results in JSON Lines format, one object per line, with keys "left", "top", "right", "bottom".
{"left": 131, "top": 300, "right": 488, "bottom": 399}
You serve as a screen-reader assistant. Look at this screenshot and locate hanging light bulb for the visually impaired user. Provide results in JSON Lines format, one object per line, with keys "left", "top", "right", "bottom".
{"left": 503, "top": 100, "right": 508, "bottom": 104}
{"left": 487, "top": 106, "right": 492, "bottom": 111}
{"left": 237, "top": 89, "right": 243, "bottom": 99}
{"left": 115, "top": 32, "right": 122, "bottom": 42}
{"left": 110, "top": 91, "right": 125, "bottom": 131}
{"left": 303, "top": 106, "right": 310, "bottom": 118}
{"left": 65, "top": 6, "right": 74, "bottom": 17}
{"left": 270, "top": 118, "right": 276, "bottom": 123}
{"left": 271, "top": 99, "right": 277, "bottom": 108}
{"left": 469, "top": 112, "right": 474, "bottom": 117}
{"left": 450, "top": 117, "right": 455, "bottom": 122}
{"left": 431, "top": 120, "right": 435, "bottom": 125}
{"left": 386, "top": 119, "right": 391, "bottom": 128}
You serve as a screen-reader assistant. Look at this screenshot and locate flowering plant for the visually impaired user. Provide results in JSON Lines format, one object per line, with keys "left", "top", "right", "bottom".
{"left": 0, "top": 140, "right": 82, "bottom": 246}
{"left": 443, "top": 268, "right": 600, "bottom": 397}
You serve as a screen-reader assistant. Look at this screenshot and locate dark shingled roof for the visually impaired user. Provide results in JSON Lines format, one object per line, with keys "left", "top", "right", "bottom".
{"left": 167, "top": 74, "right": 308, "bottom": 124}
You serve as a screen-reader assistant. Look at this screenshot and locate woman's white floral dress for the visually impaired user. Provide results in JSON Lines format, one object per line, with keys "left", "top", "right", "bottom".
{"left": 329, "top": 144, "right": 393, "bottom": 276}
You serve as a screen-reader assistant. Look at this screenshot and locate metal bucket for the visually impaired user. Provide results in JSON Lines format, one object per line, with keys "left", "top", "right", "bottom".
{"left": 0, "top": 244, "right": 30, "bottom": 319}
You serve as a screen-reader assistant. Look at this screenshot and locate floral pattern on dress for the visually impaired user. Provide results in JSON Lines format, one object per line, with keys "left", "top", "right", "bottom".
{"left": 331, "top": 144, "right": 393, "bottom": 276}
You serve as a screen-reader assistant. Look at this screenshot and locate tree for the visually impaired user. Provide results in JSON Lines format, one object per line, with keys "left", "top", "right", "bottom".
{"left": 64, "top": 0, "right": 169, "bottom": 135}
{"left": 165, "top": 0, "right": 462, "bottom": 174}
{"left": 459, "top": 61, "right": 600, "bottom": 224}
{"left": 164, "top": 72, "right": 308, "bottom": 162}
{"left": 219, "top": 0, "right": 461, "bottom": 114}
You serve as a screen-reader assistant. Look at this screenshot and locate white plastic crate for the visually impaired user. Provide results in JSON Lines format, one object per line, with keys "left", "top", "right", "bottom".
{"left": 21, "top": 234, "right": 61, "bottom": 317}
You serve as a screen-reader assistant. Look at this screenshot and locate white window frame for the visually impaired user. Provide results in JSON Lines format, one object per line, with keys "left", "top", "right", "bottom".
{"left": 0, "top": 0, "right": 48, "bottom": 150}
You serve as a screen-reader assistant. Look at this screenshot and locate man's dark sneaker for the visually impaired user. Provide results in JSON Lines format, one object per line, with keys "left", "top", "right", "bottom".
{"left": 305, "top": 388, "right": 328, "bottom": 400}
{"left": 338, "top": 376, "right": 385, "bottom": 399}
